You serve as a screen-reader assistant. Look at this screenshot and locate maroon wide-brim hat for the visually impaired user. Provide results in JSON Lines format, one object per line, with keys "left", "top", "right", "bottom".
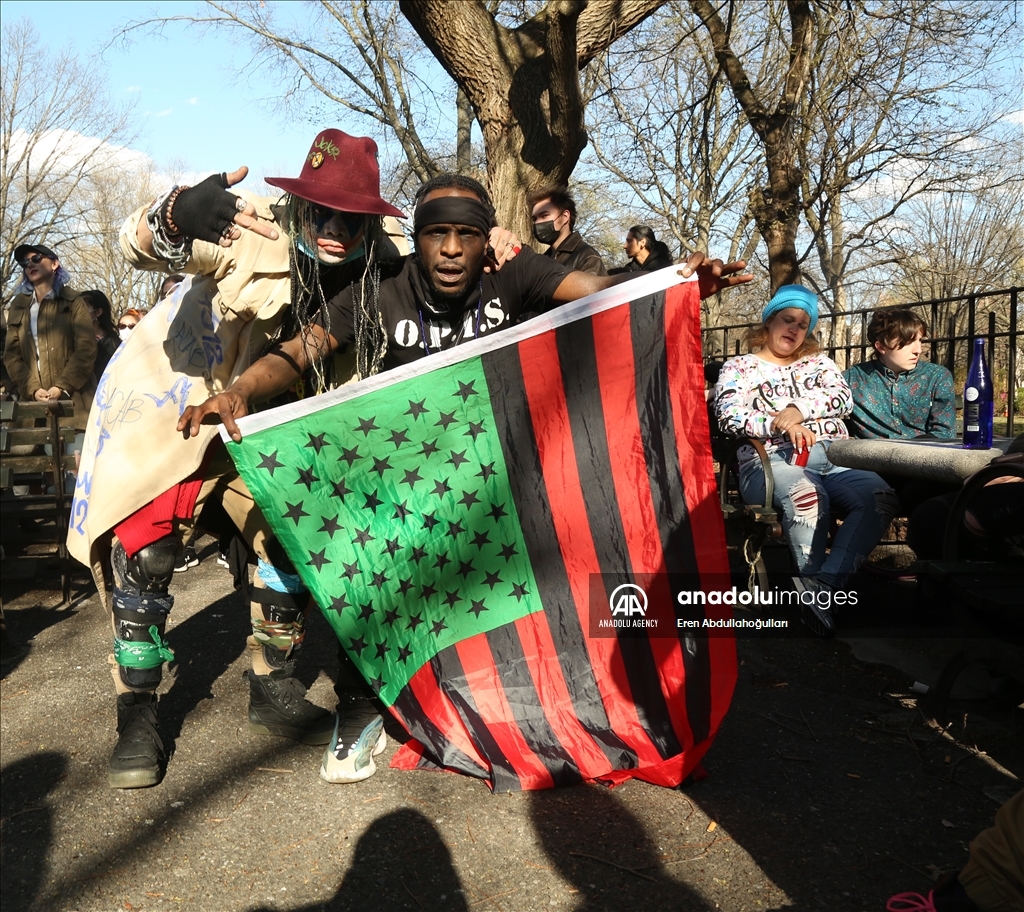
{"left": 266, "top": 128, "right": 406, "bottom": 219}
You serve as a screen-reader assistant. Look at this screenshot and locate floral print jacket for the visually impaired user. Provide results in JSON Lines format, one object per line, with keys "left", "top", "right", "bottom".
{"left": 713, "top": 352, "right": 852, "bottom": 465}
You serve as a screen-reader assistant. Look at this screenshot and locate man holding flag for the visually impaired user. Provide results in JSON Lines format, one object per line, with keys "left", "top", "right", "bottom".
{"left": 180, "top": 174, "right": 750, "bottom": 788}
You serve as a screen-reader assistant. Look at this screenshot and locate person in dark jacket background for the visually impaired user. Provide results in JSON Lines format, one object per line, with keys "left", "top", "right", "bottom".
{"left": 4, "top": 243, "right": 96, "bottom": 461}
{"left": 82, "top": 289, "right": 120, "bottom": 383}
{"left": 610, "top": 225, "right": 673, "bottom": 274}
{"left": 527, "top": 186, "right": 607, "bottom": 276}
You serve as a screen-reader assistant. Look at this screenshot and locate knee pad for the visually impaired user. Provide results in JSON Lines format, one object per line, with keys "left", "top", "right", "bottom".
{"left": 251, "top": 587, "right": 307, "bottom": 669}
{"left": 112, "top": 588, "right": 174, "bottom": 690}
{"left": 112, "top": 536, "right": 180, "bottom": 595}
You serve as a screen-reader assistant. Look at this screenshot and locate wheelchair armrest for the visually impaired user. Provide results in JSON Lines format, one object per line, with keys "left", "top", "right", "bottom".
{"left": 942, "top": 463, "right": 1024, "bottom": 562}
{"left": 717, "top": 436, "right": 775, "bottom": 515}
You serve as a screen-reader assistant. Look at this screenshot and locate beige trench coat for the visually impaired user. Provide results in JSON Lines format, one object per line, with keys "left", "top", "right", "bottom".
{"left": 68, "top": 195, "right": 405, "bottom": 599}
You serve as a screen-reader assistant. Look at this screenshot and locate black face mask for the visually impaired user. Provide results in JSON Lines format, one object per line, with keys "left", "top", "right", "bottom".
{"left": 532, "top": 220, "right": 560, "bottom": 246}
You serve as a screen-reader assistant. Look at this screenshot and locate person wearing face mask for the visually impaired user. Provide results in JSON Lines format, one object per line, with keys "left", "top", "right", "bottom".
{"left": 68, "top": 129, "right": 426, "bottom": 790}
{"left": 527, "top": 186, "right": 607, "bottom": 276}
{"left": 116, "top": 308, "right": 143, "bottom": 343}
{"left": 180, "top": 171, "right": 751, "bottom": 784}
{"left": 4, "top": 243, "right": 96, "bottom": 487}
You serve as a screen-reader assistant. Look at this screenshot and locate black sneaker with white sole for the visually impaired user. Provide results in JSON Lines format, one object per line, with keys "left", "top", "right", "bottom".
{"left": 173, "top": 545, "right": 199, "bottom": 572}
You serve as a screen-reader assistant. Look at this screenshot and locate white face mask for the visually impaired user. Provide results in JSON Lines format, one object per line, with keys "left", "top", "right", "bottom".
{"left": 119, "top": 327, "right": 133, "bottom": 342}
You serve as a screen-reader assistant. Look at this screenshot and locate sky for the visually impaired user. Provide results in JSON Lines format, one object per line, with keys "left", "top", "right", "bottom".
{"left": 1, "top": 0, "right": 335, "bottom": 188}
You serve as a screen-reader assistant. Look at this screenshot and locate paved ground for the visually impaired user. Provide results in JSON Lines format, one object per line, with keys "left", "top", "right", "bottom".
{"left": 2, "top": 536, "right": 1021, "bottom": 912}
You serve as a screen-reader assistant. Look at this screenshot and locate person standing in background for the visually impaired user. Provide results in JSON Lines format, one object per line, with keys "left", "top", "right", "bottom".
{"left": 610, "top": 225, "right": 673, "bottom": 274}
{"left": 527, "top": 186, "right": 607, "bottom": 276}
{"left": 3, "top": 243, "right": 96, "bottom": 489}
{"left": 82, "top": 290, "right": 120, "bottom": 382}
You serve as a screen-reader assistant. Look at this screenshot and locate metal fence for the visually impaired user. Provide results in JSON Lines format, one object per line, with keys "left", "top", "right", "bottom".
{"left": 702, "top": 287, "right": 1021, "bottom": 435}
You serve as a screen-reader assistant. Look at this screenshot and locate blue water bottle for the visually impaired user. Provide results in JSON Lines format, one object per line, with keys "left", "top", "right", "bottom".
{"left": 962, "top": 338, "right": 993, "bottom": 449}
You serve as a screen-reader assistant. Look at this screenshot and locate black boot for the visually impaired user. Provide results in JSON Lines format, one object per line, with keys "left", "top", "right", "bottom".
{"left": 108, "top": 692, "right": 164, "bottom": 789}
{"left": 247, "top": 661, "right": 334, "bottom": 744}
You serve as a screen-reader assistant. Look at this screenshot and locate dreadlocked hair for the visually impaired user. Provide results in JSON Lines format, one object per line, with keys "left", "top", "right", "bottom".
{"left": 352, "top": 218, "right": 387, "bottom": 380}
{"left": 262, "top": 196, "right": 387, "bottom": 392}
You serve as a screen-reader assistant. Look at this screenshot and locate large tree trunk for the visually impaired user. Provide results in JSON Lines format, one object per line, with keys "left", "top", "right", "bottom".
{"left": 400, "top": 0, "right": 664, "bottom": 245}
{"left": 690, "top": 0, "right": 813, "bottom": 294}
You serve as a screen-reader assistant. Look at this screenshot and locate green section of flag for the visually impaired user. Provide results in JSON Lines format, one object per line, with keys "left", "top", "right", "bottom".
{"left": 230, "top": 358, "right": 541, "bottom": 705}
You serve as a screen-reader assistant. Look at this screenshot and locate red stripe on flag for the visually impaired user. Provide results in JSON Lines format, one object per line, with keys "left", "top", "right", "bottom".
{"left": 599, "top": 737, "right": 715, "bottom": 789}
{"left": 591, "top": 304, "right": 697, "bottom": 752}
{"left": 518, "top": 332, "right": 665, "bottom": 767}
{"left": 454, "top": 634, "right": 555, "bottom": 790}
{"left": 513, "top": 612, "right": 616, "bottom": 777}
{"left": 664, "top": 284, "right": 730, "bottom": 582}
{"left": 402, "top": 662, "right": 491, "bottom": 772}
{"left": 663, "top": 284, "right": 737, "bottom": 734}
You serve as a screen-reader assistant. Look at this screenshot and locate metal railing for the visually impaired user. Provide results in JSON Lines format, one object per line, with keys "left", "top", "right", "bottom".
{"left": 702, "top": 287, "right": 1021, "bottom": 436}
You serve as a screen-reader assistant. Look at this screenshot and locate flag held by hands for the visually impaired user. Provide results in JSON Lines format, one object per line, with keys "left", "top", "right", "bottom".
{"left": 229, "top": 272, "right": 736, "bottom": 791}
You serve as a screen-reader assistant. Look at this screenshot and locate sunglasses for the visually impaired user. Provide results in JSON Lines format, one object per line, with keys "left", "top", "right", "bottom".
{"left": 117, "top": 322, "right": 137, "bottom": 331}
{"left": 310, "top": 204, "right": 364, "bottom": 236}
{"left": 19, "top": 253, "right": 46, "bottom": 268}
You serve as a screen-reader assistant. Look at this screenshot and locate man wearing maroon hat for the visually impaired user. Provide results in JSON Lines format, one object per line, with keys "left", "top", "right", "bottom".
{"left": 69, "top": 130, "right": 454, "bottom": 789}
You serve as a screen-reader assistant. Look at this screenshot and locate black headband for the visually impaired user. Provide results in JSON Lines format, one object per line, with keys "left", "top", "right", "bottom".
{"left": 413, "top": 197, "right": 491, "bottom": 237}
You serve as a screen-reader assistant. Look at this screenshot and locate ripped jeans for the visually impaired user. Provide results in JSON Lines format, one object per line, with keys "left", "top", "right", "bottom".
{"left": 739, "top": 441, "right": 898, "bottom": 588}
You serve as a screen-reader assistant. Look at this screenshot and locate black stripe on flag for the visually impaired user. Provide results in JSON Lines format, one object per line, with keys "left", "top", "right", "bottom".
{"left": 482, "top": 343, "right": 639, "bottom": 771}
{"left": 429, "top": 648, "right": 522, "bottom": 793}
{"left": 629, "top": 292, "right": 713, "bottom": 747}
{"left": 553, "top": 299, "right": 684, "bottom": 760}
{"left": 484, "top": 623, "right": 584, "bottom": 786}
{"left": 389, "top": 675, "right": 491, "bottom": 780}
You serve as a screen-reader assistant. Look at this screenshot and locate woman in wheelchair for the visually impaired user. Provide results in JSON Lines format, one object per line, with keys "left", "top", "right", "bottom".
{"left": 713, "top": 284, "right": 898, "bottom": 635}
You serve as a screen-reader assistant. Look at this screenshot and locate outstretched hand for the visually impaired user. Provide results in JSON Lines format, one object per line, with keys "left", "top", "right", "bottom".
{"left": 177, "top": 389, "right": 250, "bottom": 443}
{"left": 172, "top": 166, "right": 279, "bottom": 247}
{"left": 678, "top": 254, "right": 752, "bottom": 300}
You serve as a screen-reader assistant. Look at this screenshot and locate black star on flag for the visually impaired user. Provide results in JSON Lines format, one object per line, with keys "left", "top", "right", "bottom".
{"left": 305, "top": 432, "right": 328, "bottom": 454}
{"left": 257, "top": 451, "right": 284, "bottom": 475}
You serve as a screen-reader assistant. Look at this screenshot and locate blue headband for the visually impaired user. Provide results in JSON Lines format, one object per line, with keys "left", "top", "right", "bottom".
{"left": 761, "top": 284, "right": 819, "bottom": 332}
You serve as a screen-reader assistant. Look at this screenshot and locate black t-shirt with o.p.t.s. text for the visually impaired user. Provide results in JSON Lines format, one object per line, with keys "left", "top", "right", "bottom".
{"left": 316, "top": 248, "right": 571, "bottom": 372}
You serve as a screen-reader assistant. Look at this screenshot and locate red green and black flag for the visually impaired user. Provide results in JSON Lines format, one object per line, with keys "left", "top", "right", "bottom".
{"left": 228, "top": 272, "right": 736, "bottom": 791}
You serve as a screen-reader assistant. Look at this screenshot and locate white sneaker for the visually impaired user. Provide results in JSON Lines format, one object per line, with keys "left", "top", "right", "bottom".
{"left": 320, "top": 695, "right": 386, "bottom": 783}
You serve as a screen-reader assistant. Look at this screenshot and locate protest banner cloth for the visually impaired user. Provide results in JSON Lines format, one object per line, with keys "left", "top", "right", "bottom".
{"left": 227, "top": 268, "right": 737, "bottom": 790}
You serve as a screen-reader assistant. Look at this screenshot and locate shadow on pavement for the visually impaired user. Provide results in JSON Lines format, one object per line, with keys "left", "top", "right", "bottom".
{"left": 0, "top": 751, "right": 67, "bottom": 912}
{"left": 0, "top": 600, "right": 82, "bottom": 679}
{"left": 245, "top": 808, "right": 468, "bottom": 912}
{"left": 159, "top": 588, "right": 253, "bottom": 747}
{"left": 528, "top": 784, "right": 707, "bottom": 910}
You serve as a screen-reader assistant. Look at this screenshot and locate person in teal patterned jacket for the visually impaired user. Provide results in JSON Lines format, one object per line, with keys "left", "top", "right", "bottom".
{"left": 844, "top": 307, "right": 958, "bottom": 516}
{"left": 844, "top": 307, "right": 956, "bottom": 441}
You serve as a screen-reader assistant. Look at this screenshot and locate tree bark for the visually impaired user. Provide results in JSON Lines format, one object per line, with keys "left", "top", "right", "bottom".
{"left": 456, "top": 87, "right": 473, "bottom": 173}
{"left": 689, "top": 0, "right": 813, "bottom": 293}
{"left": 400, "top": 0, "right": 664, "bottom": 243}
